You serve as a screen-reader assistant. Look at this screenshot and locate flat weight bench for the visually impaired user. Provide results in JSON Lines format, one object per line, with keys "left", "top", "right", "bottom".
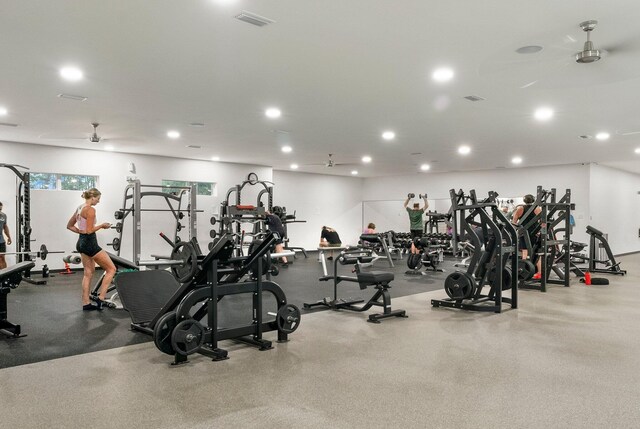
{"left": 305, "top": 251, "right": 407, "bottom": 323}
{"left": 0, "top": 261, "right": 36, "bottom": 338}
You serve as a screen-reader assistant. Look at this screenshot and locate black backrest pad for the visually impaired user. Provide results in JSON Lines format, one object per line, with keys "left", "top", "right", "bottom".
{"left": 107, "top": 252, "right": 139, "bottom": 270}
{"left": 0, "top": 261, "right": 35, "bottom": 279}
{"left": 114, "top": 270, "right": 182, "bottom": 324}
{"left": 586, "top": 225, "right": 603, "bottom": 236}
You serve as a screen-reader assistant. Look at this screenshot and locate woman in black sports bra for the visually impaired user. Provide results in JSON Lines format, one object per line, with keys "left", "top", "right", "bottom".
{"left": 66, "top": 188, "right": 116, "bottom": 311}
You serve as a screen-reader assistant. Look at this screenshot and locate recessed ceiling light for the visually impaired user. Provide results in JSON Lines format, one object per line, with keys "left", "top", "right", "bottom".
{"left": 351, "top": 170, "right": 358, "bottom": 175}
{"left": 211, "top": 156, "right": 220, "bottom": 161}
{"left": 362, "top": 155, "right": 372, "bottom": 163}
{"left": 290, "top": 163, "right": 299, "bottom": 169}
{"left": 104, "top": 145, "right": 114, "bottom": 151}
{"left": 516, "top": 45, "right": 543, "bottom": 54}
{"left": 595, "top": 132, "right": 610, "bottom": 141}
{"left": 281, "top": 146, "right": 292, "bottom": 153}
{"left": 265, "top": 108, "right": 281, "bottom": 119}
{"left": 432, "top": 67, "right": 454, "bottom": 82}
{"left": 511, "top": 156, "right": 523, "bottom": 165}
{"left": 60, "top": 66, "right": 83, "bottom": 81}
{"left": 167, "top": 130, "right": 180, "bottom": 139}
{"left": 0, "top": 107, "right": 7, "bottom": 116}
{"left": 534, "top": 107, "right": 554, "bottom": 121}
{"left": 635, "top": 148, "right": 640, "bottom": 154}
{"left": 420, "top": 164, "right": 430, "bottom": 171}
{"left": 458, "top": 145, "right": 471, "bottom": 155}
{"left": 382, "top": 131, "right": 395, "bottom": 140}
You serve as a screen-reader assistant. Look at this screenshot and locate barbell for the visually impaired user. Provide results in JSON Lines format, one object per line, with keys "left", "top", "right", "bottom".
{"left": 0, "top": 244, "right": 63, "bottom": 261}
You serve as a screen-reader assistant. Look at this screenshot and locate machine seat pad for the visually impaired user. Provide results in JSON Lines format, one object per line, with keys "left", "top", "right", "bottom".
{"left": 356, "top": 271, "right": 394, "bottom": 288}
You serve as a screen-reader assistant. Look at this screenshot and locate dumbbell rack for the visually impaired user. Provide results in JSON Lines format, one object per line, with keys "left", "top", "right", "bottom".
{"left": 111, "top": 179, "right": 197, "bottom": 265}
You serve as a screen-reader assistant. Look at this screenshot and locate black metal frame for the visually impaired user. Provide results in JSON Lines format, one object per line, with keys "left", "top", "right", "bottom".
{"left": 0, "top": 261, "right": 35, "bottom": 338}
{"left": 116, "top": 232, "right": 294, "bottom": 363}
{"left": 586, "top": 225, "right": 626, "bottom": 275}
{"left": 303, "top": 249, "right": 407, "bottom": 323}
{"left": 431, "top": 189, "right": 518, "bottom": 313}
{"left": 517, "top": 187, "right": 572, "bottom": 292}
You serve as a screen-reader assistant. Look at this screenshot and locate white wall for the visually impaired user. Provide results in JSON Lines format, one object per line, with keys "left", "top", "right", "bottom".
{"left": 589, "top": 164, "right": 640, "bottom": 254}
{"left": 362, "top": 164, "right": 592, "bottom": 244}
{"left": 272, "top": 170, "right": 363, "bottom": 249}
{"left": 0, "top": 140, "right": 271, "bottom": 269}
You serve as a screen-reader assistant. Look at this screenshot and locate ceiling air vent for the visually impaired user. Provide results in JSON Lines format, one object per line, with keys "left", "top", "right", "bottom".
{"left": 58, "top": 93, "right": 88, "bottom": 102}
{"left": 235, "top": 11, "right": 274, "bottom": 27}
{"left": 464, "top": 95, "right": 485, "bottom": 102}
{"left": 0, "top": 122, "right": 18, "bottom": 127}
{"left": 186, "top": 145, "right": 201, "bottom": 149}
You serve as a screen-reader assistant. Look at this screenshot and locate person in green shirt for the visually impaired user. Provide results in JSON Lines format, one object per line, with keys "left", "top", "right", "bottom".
{"left": 404, "top": 194, "right": 429, "bottom": 254}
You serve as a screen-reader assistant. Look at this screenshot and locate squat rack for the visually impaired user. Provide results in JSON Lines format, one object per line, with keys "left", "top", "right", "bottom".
{"left": 112, "top": 179, "right": 198, "bottom": 265}
{"left": 0, "top": 164, "right": 44, "bottom": 285}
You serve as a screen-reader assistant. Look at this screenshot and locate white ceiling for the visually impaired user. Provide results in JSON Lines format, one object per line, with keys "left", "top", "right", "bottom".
{"left": 1, "top": 0, "right": 640, "bottom": 177}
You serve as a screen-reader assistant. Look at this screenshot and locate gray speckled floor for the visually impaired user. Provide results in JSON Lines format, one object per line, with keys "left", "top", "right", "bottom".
{"left": 1, "top": 255, "right": 638, "bottom": 429}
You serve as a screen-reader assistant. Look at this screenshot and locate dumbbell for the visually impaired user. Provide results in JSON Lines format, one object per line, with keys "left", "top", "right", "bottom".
{"left": 419, "top": 193, "right": 428, "bottom": 199}
{"left": 408, "top": 193, "right": 415, "bottom": 199}
{"left": 63, "top": 255, "right": 82, "bottom": 264}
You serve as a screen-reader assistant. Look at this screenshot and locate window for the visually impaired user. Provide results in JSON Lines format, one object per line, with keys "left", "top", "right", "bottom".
{"left": 162, "top": 180, "right": 215, "bottom": 196}
{"left": 30, "top": 173, "right": 98, "bottom": 191}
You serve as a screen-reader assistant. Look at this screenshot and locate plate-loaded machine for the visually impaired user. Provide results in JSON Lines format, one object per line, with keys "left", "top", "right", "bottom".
{"left": 585, "top": 225, "right": 626, "bottom": 275}
{"left": 0, "top": 261, "right": 35, "bottom": 338}
{"left": 304, "top": 248, "right": 407, "bottom": 323}
{"left": 517, "top": 187, "right": 572, "bottom": 292}
{"left": 114, "top": 231, "right": 300, "bottom": 364}
{"left": 359, "top": 233, "right": 395, "bottom": 268}
{"left": 431, "top": 189, "right": 518, "bottom": 313}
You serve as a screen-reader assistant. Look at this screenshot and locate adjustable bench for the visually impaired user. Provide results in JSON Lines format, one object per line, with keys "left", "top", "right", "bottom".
{"left": 304, "top": 250, "right": 407, "bottom": 323}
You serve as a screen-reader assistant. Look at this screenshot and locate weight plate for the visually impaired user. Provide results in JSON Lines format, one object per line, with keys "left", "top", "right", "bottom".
{"left": 171, "top": 319, "right": 205, "bottom": 356}
{"left": 518, "top": 259, "right": 536, "bottom": 281}
{"left": 153, "top": 311, "right": 178, "bottom": 355}
{"left": 210, "top": 217, "right": 217, "bottom": 226}
{"left": 489, "top": 266, "right": 513, "bottom": 290}
{"left": 209, "top": 230, "right": 217, "bottom": 239}
{"left": 406, "top": 253, "right": 422, "bottom": 270}
{"left": 444, "top": 271, "right": 475, "bottom": 300}
{"left": 112, "top": 237, "right": 121, "bottom": 252}
{"left": 170, "top": 241, "right": 198, "bottom": 283}
{"left": 276, "top": 304, "right": 301, "bottom": 334}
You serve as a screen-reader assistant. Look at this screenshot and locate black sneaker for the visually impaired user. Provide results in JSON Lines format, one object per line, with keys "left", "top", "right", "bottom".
{"left": 327, "top": 256, "right": 333, "bottom": 261}
{"left": 83, "top": 304, "right": 98, "bottom": 311}
{"left": 94, "top": 298, "right": 105, "bottom": 311}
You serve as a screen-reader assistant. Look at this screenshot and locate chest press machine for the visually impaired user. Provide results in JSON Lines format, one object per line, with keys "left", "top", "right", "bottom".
{"left": 304, "top": 249, "right": 407, "bottom": 323}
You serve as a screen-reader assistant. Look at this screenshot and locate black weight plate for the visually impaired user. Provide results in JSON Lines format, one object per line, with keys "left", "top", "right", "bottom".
{"left": 171, "top": 319, "right": 205, "bottom": 356}
{"left": 406, "top": 253, "right": 422, "bottom": 270}
{"left": 444, "top": 271, "right": 474, "bottom": 300}
{"left": 489, "top": 267, "right": 513, "bottom": 290}
{"left": 170, "top": 242, "right": 198, "bottom": 283}
{"left": 276, "top": 304, "right": 301, "bottom": 334}
{"left": 209, "top": 230, "right": 217, "bottom": 239}
{"left": 518, "top": 259, "right": 536, "bottom": 281}
{"left": 153, "top": 311, "right": 177, "bottom": 355}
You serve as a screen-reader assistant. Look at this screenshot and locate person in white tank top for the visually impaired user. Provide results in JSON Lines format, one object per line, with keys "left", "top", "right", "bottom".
{"left": 66, "top": 188, "right": 116, "bottom": 311}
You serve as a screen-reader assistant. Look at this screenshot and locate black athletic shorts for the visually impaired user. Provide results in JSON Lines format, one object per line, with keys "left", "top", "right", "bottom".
{"left": 410, "top": 230, "right": 423, "bottom": 239}
{"left": 0, "top": 242, "right": 5, "bottom": 253}
{"left": 76, "top": 233, "right": 102, "bottom": 257}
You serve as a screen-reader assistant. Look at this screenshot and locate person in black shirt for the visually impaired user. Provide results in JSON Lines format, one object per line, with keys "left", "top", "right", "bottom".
{"left": 319, "top": 226, "right": 342, "bottom": 260}
{"left": 265, "top": 210, "right": 288, "bottom": 265}
{"left": 512, "top": 194, "right": 543, "bottom": 279}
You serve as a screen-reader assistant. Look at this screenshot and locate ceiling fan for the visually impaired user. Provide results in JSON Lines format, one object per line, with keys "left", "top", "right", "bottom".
{"left": 39, "top": 122, "right": 122, "bottom": 143}
{"left": 477, "top": 19, "right": 640, "bottom": 90}
{"left": 304, "top": 154, "right": 358, "bottom": 168}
